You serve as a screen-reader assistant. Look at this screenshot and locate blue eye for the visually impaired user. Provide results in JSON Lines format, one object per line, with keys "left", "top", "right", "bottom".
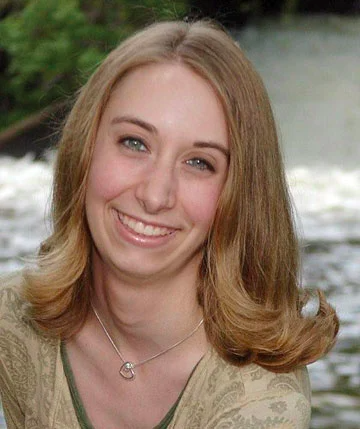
{"left": 121, "top": 137, "right": 147, "bottom": 152}
{"left": 186, "top": 158, "right": 215, "bottom": 172}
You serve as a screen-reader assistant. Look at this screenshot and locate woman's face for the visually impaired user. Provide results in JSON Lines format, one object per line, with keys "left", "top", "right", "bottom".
{"left": 85, "top": 62, "right": 229, "bottom": 281}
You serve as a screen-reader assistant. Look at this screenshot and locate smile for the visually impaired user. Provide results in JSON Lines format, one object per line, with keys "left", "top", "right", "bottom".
{"left": 116, "top": 211, "right": 175, "bottom": 237}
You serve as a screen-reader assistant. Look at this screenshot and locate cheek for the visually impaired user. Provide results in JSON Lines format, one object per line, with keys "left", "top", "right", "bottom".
{"left": 86, "top": 155, "right": 135, "bottom": 202}
{"left": 183, "top": 182, "right": 223, "bottom": 228}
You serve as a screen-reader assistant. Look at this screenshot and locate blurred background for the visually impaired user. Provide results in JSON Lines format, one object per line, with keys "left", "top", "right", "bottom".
{"left": 0, "top": 0, "right": 359, "bottom": 428}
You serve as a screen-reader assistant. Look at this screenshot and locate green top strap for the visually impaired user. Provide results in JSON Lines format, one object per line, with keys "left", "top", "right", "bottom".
{"left": 61, "top": 342, "right": 95, "bottom": 429}
{"left": 61, "top": 342, "right": 191, "bottom": 429}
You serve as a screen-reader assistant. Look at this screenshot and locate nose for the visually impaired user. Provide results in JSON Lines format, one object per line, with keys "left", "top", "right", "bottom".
{"left": 135, "top": 162, "right": 177, "bottom": 214}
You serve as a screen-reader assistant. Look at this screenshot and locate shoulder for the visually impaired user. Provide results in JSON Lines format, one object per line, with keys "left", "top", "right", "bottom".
{"left": 0, "top": 272, "right": 60, "bottom": 423}
{"left": 0, "top": 271, "right": 29, "bottom": 338}
{"left": 0, "top": 269, "right": 59, "bottom": 362}
{"left": 0, "top": 271, "right": 39, "bottom": 342}
{"left": 170, "top": 347, "right": 311, "bottom": 429}
{"left": 0, "top": 272, "right": 45, "bottom": 384}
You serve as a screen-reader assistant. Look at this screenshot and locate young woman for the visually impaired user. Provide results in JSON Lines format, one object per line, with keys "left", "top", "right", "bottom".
{"left": 0, "top": 20, "right": 338, "bottom": 429}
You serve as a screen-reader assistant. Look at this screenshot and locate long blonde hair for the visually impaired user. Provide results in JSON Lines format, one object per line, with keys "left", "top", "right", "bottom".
{"left": 23, "top": 19, "right": 338, "bottom": 372}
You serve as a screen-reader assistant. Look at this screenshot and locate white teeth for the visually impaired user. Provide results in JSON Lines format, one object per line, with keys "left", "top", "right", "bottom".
{"left": 128, "top": 218, "right": 137, "bottom": 230}
{"left": 144, "top": 225, "right": 153, "bottom": 235}
{"left": 117, "top": 212, "right": 172, "bottom": 237}
{"left": 135, "top": 221, "right": 143, "bottom": 232}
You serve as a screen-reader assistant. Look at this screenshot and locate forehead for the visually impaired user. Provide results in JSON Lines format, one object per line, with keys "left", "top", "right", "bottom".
{"left": 101, "top": 62, "right": 228, "bottom": 145}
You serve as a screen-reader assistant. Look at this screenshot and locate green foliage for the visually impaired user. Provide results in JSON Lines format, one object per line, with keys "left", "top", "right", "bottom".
{"left": 0, "top": 0, "right": 188, "bottom": 130}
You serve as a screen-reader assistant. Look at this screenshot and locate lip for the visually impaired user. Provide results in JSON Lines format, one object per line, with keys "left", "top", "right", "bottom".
{"left": 112, "top": 209, "right": 178, "bottom": 248}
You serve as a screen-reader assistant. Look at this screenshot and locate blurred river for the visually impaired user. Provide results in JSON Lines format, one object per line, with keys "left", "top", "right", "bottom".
{"left": 0, "top": 15, "right": 359, "bottom": 429}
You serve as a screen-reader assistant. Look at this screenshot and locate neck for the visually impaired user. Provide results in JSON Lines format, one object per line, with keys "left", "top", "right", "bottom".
{"left": 88, "top": 249, "right": 206, "bottom": 361}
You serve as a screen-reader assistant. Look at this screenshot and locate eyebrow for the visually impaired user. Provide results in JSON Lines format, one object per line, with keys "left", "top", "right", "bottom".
{"left": 193, "top": 141, "right": 229, "bottom": 159}
{"left": 110, "top": 115, "right": 230, "bottom": 159}
{"left": 111, "top": 115, "right": 157, "bottom": 135}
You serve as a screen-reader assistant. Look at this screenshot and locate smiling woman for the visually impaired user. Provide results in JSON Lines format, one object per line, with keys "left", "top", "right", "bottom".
{"left": 0, "top": 19, "right": 338, "bottom": 429}
{"left": 86, "top": 63, "right": 229, "bottom": 282}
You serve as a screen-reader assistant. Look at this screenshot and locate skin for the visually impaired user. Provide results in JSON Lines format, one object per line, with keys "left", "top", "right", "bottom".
{"left": 65, "top": 62, "right": 229, "bottom": 428}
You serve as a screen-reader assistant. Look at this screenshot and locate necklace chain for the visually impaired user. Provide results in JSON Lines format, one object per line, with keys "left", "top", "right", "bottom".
{"left": 91, "top": 303, "right": 204, "bottom": 380}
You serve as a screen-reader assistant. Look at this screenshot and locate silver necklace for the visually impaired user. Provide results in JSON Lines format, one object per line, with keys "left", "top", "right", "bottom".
{"left": 91, "top": 303, "right": 204, "bottom": 380}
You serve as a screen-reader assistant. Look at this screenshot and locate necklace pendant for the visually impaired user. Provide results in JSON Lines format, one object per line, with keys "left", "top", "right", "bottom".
{"left": 119, "top": 361, "right": 135, "bottom": 380}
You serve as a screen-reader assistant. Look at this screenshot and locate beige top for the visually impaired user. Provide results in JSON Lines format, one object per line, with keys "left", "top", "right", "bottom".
{"left": 0, "top": 276, "right": 311, "bottom": 429}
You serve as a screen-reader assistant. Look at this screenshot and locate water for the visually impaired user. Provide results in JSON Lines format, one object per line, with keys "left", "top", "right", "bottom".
{"left": 0, "top": 15, "right": 359, "bottom": 429}
{"left": 235, "top": 15, "right": 359, "bottom": 170}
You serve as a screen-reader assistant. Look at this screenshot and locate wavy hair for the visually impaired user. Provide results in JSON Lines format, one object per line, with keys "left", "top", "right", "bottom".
{"left": 22, "top": 19, "right": 338, "bottom": 372}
